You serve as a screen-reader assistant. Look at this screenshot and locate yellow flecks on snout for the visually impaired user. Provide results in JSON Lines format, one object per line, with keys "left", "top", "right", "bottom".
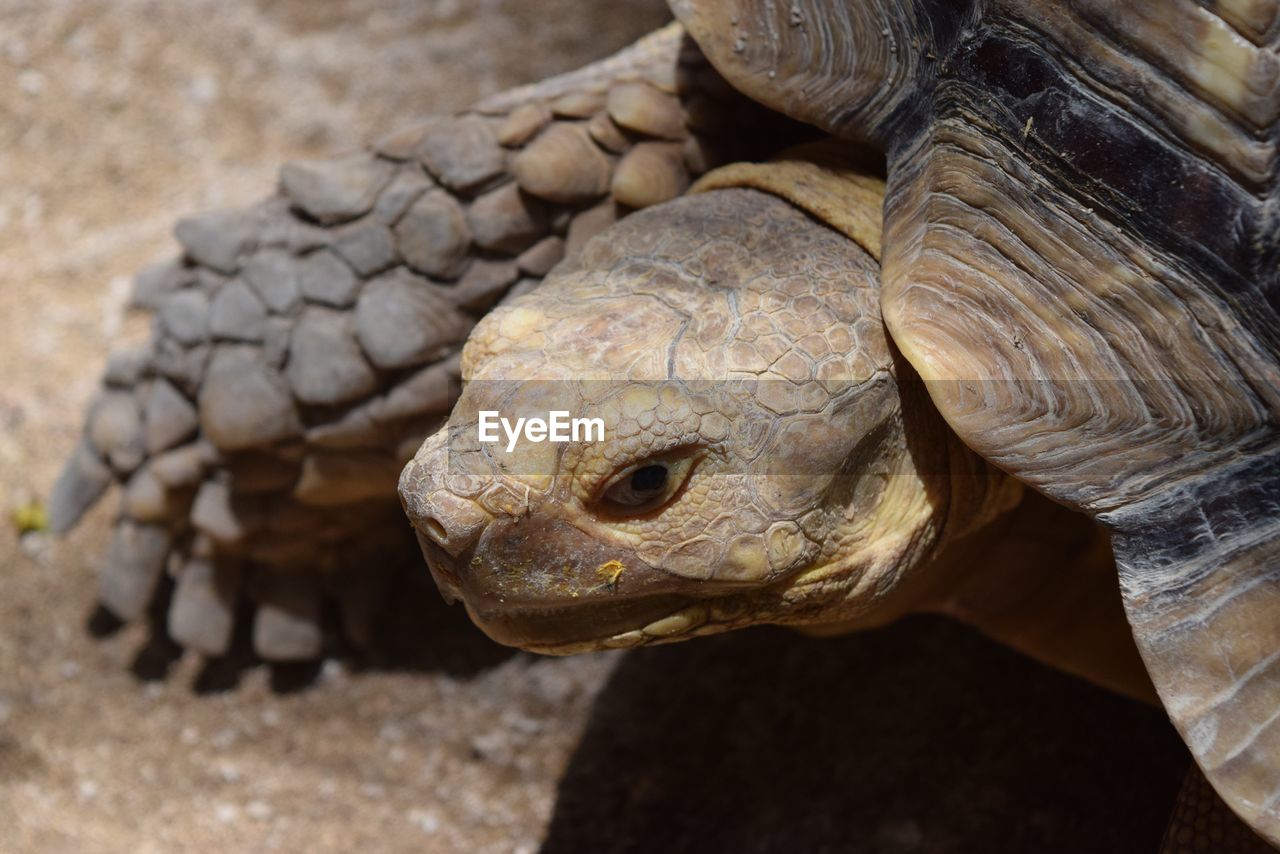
{"left": 596, "top": 559, "right": 626, "bottom": 589}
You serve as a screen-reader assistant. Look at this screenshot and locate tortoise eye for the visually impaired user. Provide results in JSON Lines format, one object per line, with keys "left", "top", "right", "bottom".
{"left": 597, "top": 455, "right": 695, "bottom": 515}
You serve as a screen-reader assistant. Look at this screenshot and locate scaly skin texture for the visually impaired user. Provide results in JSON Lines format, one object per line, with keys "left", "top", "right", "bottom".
{"left": 400, "top": 181, "right": 1155, "bottom": 704}
{"left": 49, "top": 25, "right": 803, "bottom": 661}
{"left": 401, "top": 186, "right": 963, "bottom": 651}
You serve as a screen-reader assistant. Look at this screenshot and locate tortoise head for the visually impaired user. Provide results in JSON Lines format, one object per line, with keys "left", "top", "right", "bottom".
{"left": 400, "top": 187, "right": 1007, "bottom": 653}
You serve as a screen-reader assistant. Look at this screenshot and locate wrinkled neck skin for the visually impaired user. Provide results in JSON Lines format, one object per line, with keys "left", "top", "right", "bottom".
{"left": 823, "top": 366, "right": 1155, "bottom": 704}
{"left": 770, "top": 360, "right": 1021, "bottom": 634}
{"left": 807, "top": 399, "right": 1155, "bottom": 705}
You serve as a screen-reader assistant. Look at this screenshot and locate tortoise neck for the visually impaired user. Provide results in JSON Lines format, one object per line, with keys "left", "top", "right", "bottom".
{"left": 920, "top": 489, "right": 1157, "bottom": 704}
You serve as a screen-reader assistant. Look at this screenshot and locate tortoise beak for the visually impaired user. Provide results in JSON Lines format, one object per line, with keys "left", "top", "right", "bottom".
{"left": 412, "top": 504, "right": 703, "bottom": 649}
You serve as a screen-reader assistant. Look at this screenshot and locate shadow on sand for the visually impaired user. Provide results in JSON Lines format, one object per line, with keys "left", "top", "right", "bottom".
{"left": 542, "top": 615, "right": 1187, "bottom": 854}
{"left": 88, "top": 555, "right": 1189, "bottom": 850}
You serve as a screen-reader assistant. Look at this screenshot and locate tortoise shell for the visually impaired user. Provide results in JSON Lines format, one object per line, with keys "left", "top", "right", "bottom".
{"left": 674, "top": 0, "right": 1280, "bottom": 843}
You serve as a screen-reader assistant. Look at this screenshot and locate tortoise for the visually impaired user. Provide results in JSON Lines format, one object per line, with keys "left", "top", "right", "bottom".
{"left": 51, "top": 0, "right": 1280, "bottom": 848}
{"left": 402, "top": 145, "right": 1276, "bottom": 853}
{"left": 415, "top": 2, "right": 1279, "bottom": 847}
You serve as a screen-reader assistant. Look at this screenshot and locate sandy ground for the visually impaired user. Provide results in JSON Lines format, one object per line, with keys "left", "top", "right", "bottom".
{"left": 0, "top": 2, "right": 1194, "bottom": 852}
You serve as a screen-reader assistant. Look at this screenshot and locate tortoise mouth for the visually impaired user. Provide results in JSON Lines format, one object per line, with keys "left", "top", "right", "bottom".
{"left": 416, "top": 519, "right": 748, "bottom": 652}
{"left": 464, "top": 593, "right": 701, "bottom": 650}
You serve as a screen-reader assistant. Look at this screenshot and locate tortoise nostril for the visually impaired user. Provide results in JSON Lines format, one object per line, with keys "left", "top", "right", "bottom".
{"left": 416, "top": 509, "right": 482, "bottom": 557}
{"left": 421, "top": 516, "right": 449, "bottom": 544}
